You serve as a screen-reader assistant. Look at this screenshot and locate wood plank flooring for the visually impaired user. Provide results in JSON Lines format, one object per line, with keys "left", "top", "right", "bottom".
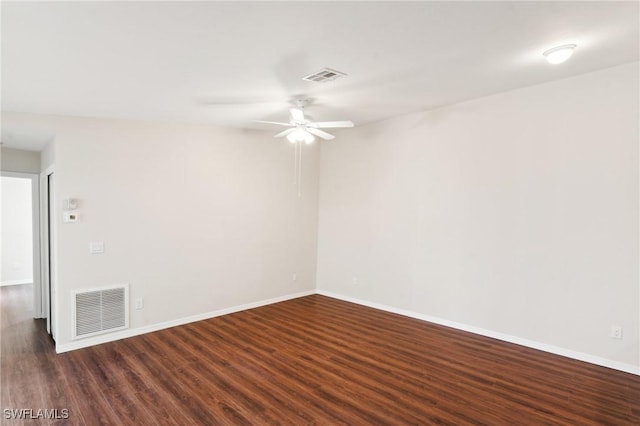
{"left": 2, "top": 283, "right": 639, "bottom": 425}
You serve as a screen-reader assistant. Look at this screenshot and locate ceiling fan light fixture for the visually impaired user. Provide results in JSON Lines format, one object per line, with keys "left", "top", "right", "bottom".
{"left": 543, "top": 44, "right": 576, "bottom": 64}
{"left": 287, "top": 128, "right": 314, "bottom": 144}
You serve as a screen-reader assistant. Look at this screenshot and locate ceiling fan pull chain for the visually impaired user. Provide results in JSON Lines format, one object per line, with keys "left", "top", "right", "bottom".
{"left": 293, "top": 141, "right": 298, "bottom": 185}
{"left": 298, "top": 142, "right": 303, "bottom": 197}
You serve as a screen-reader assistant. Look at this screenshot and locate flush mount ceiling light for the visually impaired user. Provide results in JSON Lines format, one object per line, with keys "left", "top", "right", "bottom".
{"left": 543, "top": 44, "right": 577, "bottom": 64}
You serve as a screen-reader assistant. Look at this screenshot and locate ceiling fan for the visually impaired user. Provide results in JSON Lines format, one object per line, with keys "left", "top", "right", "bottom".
{"left": 256, "top": 99, "right": 354, "bottom": 144}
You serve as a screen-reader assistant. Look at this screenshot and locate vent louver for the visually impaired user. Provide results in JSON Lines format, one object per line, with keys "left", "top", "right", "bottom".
{"left": 73, "top": 285, "right": 129, "bottom": 339}
{"left": 302, "top": 68, "right": 347, "bottom": 83}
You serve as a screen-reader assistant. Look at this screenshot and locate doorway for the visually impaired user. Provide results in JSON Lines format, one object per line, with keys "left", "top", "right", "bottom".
{"left": 0, "top": 171, "right": 41, "bottom": 320}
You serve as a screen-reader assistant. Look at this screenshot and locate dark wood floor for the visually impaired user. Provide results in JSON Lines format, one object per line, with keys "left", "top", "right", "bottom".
{"left": 1, "top": 284, "right": 639, "bottom": 425}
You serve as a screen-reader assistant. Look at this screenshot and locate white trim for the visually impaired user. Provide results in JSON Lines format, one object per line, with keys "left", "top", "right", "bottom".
{"left": 56, "top": 289, "right": 315, "bottom": 353}
{"left": 41, "top": 166, "right": 56, "bottom": 337}
{"left": 54, "top": 286, "right": 640, "bottom": 376}
{"left": 0, "top": 279, "right": 33, "bottom": 287}
{"left": 316, "top": 290, "right": 640, "bottom": 376}
{"left": 40, "top": 171, "right": 49, "bottom": 329}
{"left": 31, "top": 174, "right": 42, "bottom": 318}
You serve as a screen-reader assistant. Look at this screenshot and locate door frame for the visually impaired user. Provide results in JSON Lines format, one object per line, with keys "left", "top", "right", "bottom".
{"left": 40, "top": 165, "right": 56, "bottom": 339}
{"left": 0, "top": 171, "right": 42, "bottom": 317}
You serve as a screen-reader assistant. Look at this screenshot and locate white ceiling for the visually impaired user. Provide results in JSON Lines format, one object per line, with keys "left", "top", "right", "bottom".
{"left": 2, "top": 1, "right": 638, "bottom": 151}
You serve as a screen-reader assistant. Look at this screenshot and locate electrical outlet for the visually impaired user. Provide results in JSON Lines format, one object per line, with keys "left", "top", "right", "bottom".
{"left": 135, "top": 298, "right": 144, "bottom": 310}
{"left": 610, "top": 326, "right": 623, "bottom": 339}
{"left": 352, "top": 276, "right": 358, "bottom": 285}
{"left": 89, "top": 241, "right": 104, "bottom": 253}
{"left": 292, "top": 273, "right": 297, "bottom": 281}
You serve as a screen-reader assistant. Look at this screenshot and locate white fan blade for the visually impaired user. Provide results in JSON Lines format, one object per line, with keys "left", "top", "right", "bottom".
{"left": 200, "top": 97, "right": 280, "bottom": 106}
{"left": 290, "top": 108, "right": 305, "bottom": 122}
{"left": 255, "top": 120, "right": 294, "bottom": 127}
{"left": 307, "top": 127, "right": 335, "bottom": 140}
{"left": 274, "top": 128, "right": 296, "bottom": 138}
{"left": 312, "top": 120, "right": 354, "bottom": 128}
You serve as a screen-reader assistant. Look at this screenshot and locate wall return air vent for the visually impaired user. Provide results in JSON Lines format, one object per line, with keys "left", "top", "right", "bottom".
{"left": 302, "top": 68, "right": 347, "bottom": 83}
{"left": 73, "top": 284, "right": 129, "bottom": 339}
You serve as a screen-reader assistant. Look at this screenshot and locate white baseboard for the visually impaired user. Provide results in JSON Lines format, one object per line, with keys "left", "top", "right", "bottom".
{"left": 0, "top": 279, "right": 32, "bottom": 287}
{"left": 55, "top": 287, "right": 640, "bottom": 376}
{"left": 316, "top": 290, "right": 640, "bottom": 376}
{"left": 56, "top": 289, "right": 315, "bottom": 354}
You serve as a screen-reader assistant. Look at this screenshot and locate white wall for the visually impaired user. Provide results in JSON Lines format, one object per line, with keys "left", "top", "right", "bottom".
{"left": 2, "top": 63, "right": 638, "bottom": 372}
{"left": 317, "top": 62, "right": 639, "bottom": 370}
{"left": 1, "top": 176, "right": 34, "bottom": 286}
{"left": 2, "top": 113, "right": 320, "bottom": 348}
{"left": 40, "top": 141, "right": 55, "bottom": 172}
{"left": 1, "top": 147, "right": 41, "bottom": 174}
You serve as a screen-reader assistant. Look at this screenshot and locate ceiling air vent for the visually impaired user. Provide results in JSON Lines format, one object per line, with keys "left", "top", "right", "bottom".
{"left": 302, "top": 68, "right": 347, "bottom": 83}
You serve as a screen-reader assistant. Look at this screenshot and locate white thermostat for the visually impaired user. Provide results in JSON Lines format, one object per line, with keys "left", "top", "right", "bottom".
{"left": 63, "top": 198, "right": 78, "bottom": 210}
